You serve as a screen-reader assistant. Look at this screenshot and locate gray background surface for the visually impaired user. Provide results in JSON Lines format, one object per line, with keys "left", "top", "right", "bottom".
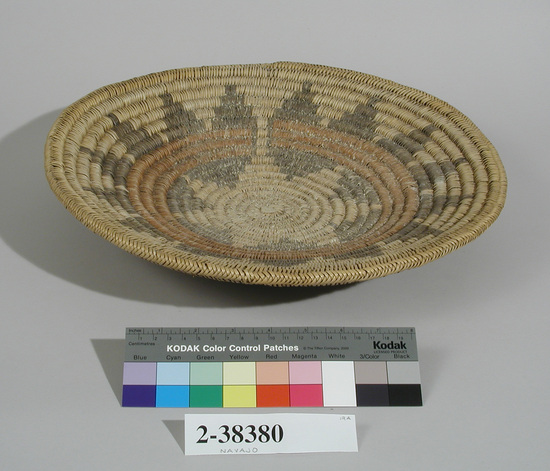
{"left": 1, "top": 1, "right": 549, "bottom": 469}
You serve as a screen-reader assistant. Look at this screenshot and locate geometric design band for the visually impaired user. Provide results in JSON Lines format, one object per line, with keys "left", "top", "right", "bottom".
{"left": 122, "top": 360, "right": 422, "bottom": 407}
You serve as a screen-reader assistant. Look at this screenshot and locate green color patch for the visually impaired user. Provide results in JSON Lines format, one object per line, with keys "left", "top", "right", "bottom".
{"left": 189, "top": 385, "right": 223, "bottom": 408}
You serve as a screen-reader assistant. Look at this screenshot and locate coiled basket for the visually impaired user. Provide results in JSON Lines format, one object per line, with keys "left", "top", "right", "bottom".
{"left": 45, "top": 62, "right": 507, "bottom": 286}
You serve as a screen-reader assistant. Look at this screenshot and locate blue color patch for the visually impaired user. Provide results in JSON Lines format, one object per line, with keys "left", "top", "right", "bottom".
{"left": 122, "top": 385, "right": 156, "bottom": 407}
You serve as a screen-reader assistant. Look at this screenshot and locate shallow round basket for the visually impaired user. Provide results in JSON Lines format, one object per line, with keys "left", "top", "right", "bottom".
{"left": 45, "top": 62, "right": 507, "bottom": 286}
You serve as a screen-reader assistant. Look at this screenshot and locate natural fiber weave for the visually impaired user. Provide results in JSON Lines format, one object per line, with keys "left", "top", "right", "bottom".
{"left": 45, "top": 62, "right": 507, "bottom": 286}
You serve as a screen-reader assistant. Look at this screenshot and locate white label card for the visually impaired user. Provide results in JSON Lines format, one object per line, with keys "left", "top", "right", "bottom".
{"left": 184, "top": 413, "right": 358, "bottom": 455}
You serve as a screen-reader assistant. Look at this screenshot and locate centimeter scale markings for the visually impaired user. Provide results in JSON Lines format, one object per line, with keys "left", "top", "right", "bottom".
{"left": 123, "top": 327, "right": 422, "bottom": 408}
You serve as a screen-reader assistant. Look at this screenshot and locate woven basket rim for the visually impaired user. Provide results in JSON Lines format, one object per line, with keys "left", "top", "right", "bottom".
{"left": 45, "top": 62, "right": 507, "bottom": 286}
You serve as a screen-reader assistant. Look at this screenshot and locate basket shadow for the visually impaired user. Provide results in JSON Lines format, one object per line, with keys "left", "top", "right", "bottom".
{"left": 0, "top": 110, "right": 347, "bottom": 307}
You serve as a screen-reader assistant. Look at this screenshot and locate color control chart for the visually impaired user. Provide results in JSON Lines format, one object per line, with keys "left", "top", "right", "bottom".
{"left": 122, "top": 327, "right": 422, "bottom": 408}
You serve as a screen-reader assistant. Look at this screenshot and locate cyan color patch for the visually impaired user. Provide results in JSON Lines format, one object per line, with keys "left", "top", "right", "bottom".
{"left": 156, "top": 385, "right": 190, "bottom": 407}
{"left": 156, "top": 362, "right": 190, "bottom": 385}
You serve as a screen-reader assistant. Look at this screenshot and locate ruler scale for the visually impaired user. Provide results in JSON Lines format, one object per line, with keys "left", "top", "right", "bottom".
{"left": 122, "top": 327, "right": 422, "bottom": 408}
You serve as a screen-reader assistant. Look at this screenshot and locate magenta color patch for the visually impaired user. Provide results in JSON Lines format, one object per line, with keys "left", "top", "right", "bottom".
{"left": 289, "top": 384, "right": 324, "bottom": 407}
{"left": 288, "top": 361, "right": 322, "bottom": 384}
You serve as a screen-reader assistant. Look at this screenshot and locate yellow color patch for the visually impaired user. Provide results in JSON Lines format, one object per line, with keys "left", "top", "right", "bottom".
{"left": 223, "top": 362, "right": 256, "bottom": 385}
{"left": 223, "top": 385, "right": 257, "bottom": 408}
